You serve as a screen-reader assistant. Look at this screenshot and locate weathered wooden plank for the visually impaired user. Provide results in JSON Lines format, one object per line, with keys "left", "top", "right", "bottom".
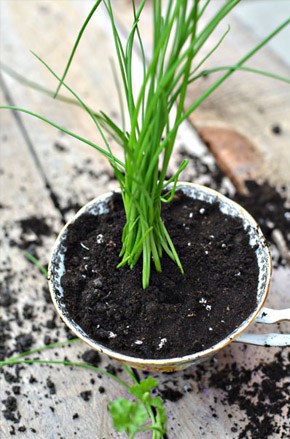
{"left": 0, "top": 0, "right": 120, "bottom": 220}
{"left": 1, "top": 2, "right": 289, "bottom": 439}
{"left": 198, "top": 127, "right": 263, "bottom": 194}
{"left": 0, "top": 90, "right": 127, "bottom": 438}
{"left": 189, "top": 7, "right": 290, "bottom": 188}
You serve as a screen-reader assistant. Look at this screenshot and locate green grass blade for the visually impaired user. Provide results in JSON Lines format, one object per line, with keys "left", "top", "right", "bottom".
{"left": 0, "top": 105, "right": 124, "bottom": 169}
{"left": 179, "top": 17, "right": 290, "bottom": 128}
{"left": 0, "top": 62, "right": 126, "bottom": 146}
{"left": 54, "top": 0, "right": 103, "bottom": 97}
{"left": 8, "top": 338, "right": 80, "bottom": 361}
{"left": 197, "top": 0, "right": 211, "bottom": 20}
{"left": 110, "top": 58, "right": 126, "bottom": 133}
{"left": 0, "top": 358, "right": 130, "bottom": 390}
{"left": 24, "top": 251, "right": 48, "bottom": 277}
{"left": 190, "top": 65, "right": 290, "bottom": 84}
{"left": 168, "top": 25, "right": 231, "bottom": 109}
{"left": 31, "top": 50, "right": 123, "bottom": 178}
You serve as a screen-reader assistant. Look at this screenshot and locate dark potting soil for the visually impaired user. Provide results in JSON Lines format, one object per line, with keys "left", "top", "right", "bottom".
{"left": 7, "top": 215, "right": 54, "bottom": 258}
{"left": 232, "top": 180, "right": 290, "bottom": 248}
{"left": 18, "top": 217, "right": 53, "bottom": 238}
{"left": 60, "top": 191, "right": 259, "bottom": 359}
{"left": 206, "top": 351, "right": 290, "bottom": 439}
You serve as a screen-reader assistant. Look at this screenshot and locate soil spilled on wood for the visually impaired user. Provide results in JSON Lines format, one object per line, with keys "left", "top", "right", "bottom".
{"left": 59, "top": 191, "right": 259, "bottom": 359}
{"left": 1, "top": 152, "right": 288, "bottom": 437}
{"left": 181, "top": 350, "right": 290, "bottom": 439}
{"left": 233, "top": 180, "right": 290, "bottom": 248}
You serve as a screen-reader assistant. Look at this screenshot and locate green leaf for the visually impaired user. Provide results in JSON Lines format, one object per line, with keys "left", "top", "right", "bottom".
{"left": 150, "top": 395, "right": 164, "bottom": 409}
{"left": 129, "top": 376, "right": 158, "bottom": 401}
{"left": 54, "top": 0, "right": 103, "bottom": 97}
{"left": 156, "top": 405, "right": 167, "bottom": 432}
{"left": 109, "top": 397, "right": 148, "bottom": 434}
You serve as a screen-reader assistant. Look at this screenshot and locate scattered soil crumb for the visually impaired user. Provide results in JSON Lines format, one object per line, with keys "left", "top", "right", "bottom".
{"left": 81, "top": 349, "right": 101, "bottom": 366}
{"left": 79, "top": 391, "right": 92, "bottom": 402}
{"left": 159, "top": 387, "right": 184, "bottom": 402}
{"left": 46, "top": 377, "right": 56, "bottom": 395}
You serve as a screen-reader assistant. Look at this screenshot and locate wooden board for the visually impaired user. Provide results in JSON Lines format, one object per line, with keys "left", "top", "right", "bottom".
{"left": 0, "top": 0, "right": 120, "bottom": 220}
{"left": 1, "top": 1, "right": 289, "bottom": 438}
{"left": 0, "top": 87, "right": 128, "bottom": 439}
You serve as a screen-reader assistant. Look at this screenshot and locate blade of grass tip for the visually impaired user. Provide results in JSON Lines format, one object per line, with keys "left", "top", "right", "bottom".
{"left": 0, "top": 62, "right": 78, "bottom": 104}
{"left": 191, "top": 65, "right": 290, "bottom": 84}
{"left": 178, "top": 17, "right": 290, "bottom": 128}
{"left": 125, "top": 0, "right": 146, "bottom": 117}
{"left": 197, "top": 0, "right": 211, "bottom": 20}
{"left": 0, "top": 358, "right": 130, "bottom": 390}
{"left": 124, "top": 18, "right": 138, "bottom": 124}
{"left": 8, "top": 338, "right": 80, "bottom": 362}
{"left": 159, "top": 222, "right": 184, "bottom": 273}
{"left": 0, "top": 62, "right": 126, "bottom": 145}
{"left": 142, "top": 233, "right": 151, "bottom": 289}
{"left": 0, "top": 105, "right": 125, "bottom": 170}
{"left": 194, "top": 0, "right": 240, "bottom": 55}
{"left": 109, "top": 58, "right": 126, "bottom": 133}
{"left": 161, "top": 160, "right": 188, "bottom": 202}
{"left": 168, "top": 24, "right": 231, "bottom": 110}
{"left": 54, "top": 0, "right": 103, "bottom": 98}
{"left": 104, "top": 0, "right": 128, "bottom": 109}
{"left": 162, "top": 160, "right": 188, "bottom": 189}
{"left": 149, "top": 233, "right": 162, "bottom": 273}
{"left": 189, "top": 25, "right": 231, "bottom": 80}
{"left": 131, "top": 0, "right": 147, "bottom": 122}
{"left": 117, "top": 226, "right": 153, "bottom": 268}
{"left": 24, "top": 251, "right": 48, "bottom": 277}
{"left": 31, "top": 50, "right": 121, "bottom": 173}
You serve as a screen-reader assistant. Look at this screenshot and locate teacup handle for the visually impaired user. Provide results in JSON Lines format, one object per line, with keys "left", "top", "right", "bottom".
{"left": 235, "top": 307, "right": 290, "bottom": 347}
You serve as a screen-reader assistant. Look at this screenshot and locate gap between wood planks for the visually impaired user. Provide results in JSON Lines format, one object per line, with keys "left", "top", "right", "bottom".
{"left": 0, "top": 75, "right": 67, "bottom": 223}
{"left": 1, "top": 3, "right": 289, "bottom": 438}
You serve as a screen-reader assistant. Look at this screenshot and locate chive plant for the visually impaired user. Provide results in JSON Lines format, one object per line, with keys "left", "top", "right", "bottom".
{"left": 1, "top": 1, "right": 289, "bottom": 288}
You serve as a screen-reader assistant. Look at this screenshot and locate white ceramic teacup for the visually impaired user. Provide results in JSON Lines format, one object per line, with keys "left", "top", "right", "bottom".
{"left": 49, "top": 183, "right": 290, "bottom": 372}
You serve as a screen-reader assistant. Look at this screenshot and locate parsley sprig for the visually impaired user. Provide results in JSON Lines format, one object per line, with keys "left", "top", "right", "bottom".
{"left": 110, "top": 372, "right": 166, "bottom": 438}
{"left": 0, "top": 343, "right": 167, "bottom": 438}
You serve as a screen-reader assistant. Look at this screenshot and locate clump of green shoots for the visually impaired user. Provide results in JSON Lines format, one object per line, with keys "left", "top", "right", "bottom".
{"left": 1, "top": 0, "right": 289, "bottom": 287}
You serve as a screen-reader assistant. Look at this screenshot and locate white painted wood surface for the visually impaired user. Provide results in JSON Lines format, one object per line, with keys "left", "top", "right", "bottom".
{"left": 1, "top": 1, "right": 289, "bottom": 438}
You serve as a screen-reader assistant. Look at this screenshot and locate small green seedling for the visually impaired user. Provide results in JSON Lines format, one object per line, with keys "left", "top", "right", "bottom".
{"left": 110, "top": 372, "right": 167, "bottom": 438}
